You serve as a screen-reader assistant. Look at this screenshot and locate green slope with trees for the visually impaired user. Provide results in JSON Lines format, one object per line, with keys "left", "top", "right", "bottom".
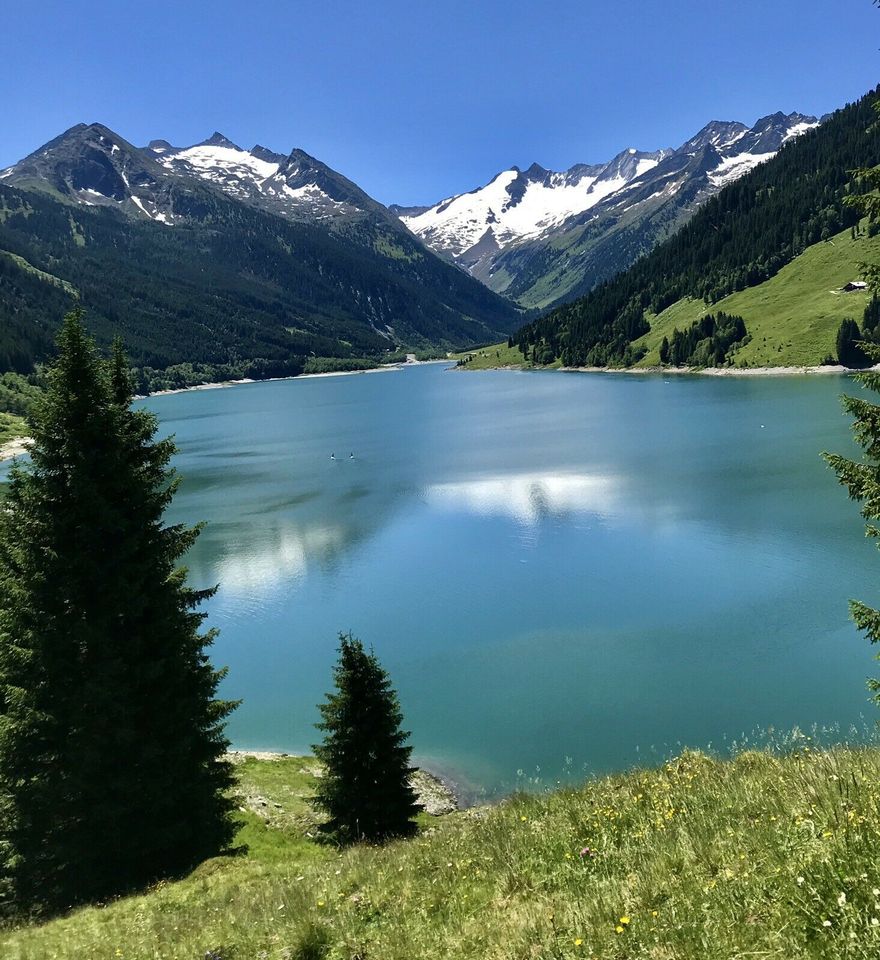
{"left": 633, "top": 224, "right": 880, "bottom": 366}
{"left": 0, "top": 178, "right": 520, "bottom": 382}
{"left": 513, "top": 86, "right": 880, "bottom": 368}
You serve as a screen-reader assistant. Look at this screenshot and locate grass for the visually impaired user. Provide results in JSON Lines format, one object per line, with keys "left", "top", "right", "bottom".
{"left": 454, "top": 227, "right": 880, "bottom": 373}
{"left": 0, "top": 250, "right": 77, "bottom": 297}
{"left": 450, "top": 340, "right": 543, "bottom": 370}
{"left": 634, "top": 226, "right": 880, "bottom": 367}
{"left": 0, "top": 412, "right": 27, "bottom": 446}
{"left": 6, "top": 745, "right": 880, "bottom": 958}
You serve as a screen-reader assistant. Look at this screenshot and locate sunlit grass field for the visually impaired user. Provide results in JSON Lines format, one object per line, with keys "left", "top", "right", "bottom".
{"left": 5, "top": 744, "right": 880, "bottom": 958}
{"left": 634, "top": 226, "right": 880, "bottom": 368}
{"left": 455, "top": 227, "right": 880, "bottom": 373}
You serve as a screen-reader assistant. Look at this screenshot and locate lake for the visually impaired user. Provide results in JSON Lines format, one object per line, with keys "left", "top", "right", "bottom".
{"left": 139, "top": 364, "right": 879, "bottom": 799}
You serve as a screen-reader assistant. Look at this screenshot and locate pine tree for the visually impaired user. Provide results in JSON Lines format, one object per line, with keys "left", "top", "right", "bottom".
{"left": 837, "top": 317, "right": 869, "bottom": 368}
{"left": 825, "top": 348, "right": 880, "bottom": 708}
{"left": 312, "top": 633, "right": 421, "bottom": 844}
{"left": 0, "top": 310, "right": 236, "bottom": 916}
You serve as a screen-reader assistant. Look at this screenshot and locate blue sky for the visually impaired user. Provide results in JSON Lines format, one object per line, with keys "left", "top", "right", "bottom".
{"left": 3, "top": 0, "right": 878, "bottom": 205}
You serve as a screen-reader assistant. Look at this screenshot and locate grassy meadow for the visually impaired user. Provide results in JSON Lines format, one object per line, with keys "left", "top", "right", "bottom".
{"left": 451, "top": 339, "right": 547, "bottom": 370}
{"left": 634, "top": 227, "right": 880, "bottom": 368}
{"left": 5, "top": 745, "right": 880, "bottom": 958}
{"left": 454, "top": 227, "right": 880, "bottom": 373}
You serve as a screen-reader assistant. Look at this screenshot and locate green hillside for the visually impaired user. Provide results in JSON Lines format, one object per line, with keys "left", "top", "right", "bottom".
{"left": 635, "top": 225, "right": 880, "bottom": 367}
{"left": 4, "top": 747, "right": 880, "bottom": 959}
{"left": 0, "top": 177, "right": 520, "bottom": 379}
{"left": 513, "top": 87, "right": 880, "bottom": 369}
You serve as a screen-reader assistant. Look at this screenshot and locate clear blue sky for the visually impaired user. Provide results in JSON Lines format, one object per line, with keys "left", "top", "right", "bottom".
{"left": 3, "top": 0, "right": 878, "bottom": 205}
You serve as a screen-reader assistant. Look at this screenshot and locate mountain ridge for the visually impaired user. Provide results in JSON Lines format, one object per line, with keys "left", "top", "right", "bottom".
{"left": 510, "top": 87, "right": 880, "bottom": 369}
{"left": 0, "top": 123, "right": 521, "bottom": 376}
{"left": 396, "top": 112, "right": 819, "bottom": 309}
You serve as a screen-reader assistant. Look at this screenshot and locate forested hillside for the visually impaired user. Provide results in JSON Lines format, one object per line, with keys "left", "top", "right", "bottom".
{"left": 0, "top": 154, "right": 519, "bottom": 379}
{"left": 513, "top": 87, "right": 880, "bottom": 367}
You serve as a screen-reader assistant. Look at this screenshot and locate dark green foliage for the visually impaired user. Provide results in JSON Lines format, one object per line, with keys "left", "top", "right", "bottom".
{"left": 0, "top": 175, "right": 519, "bottom": 379}
{"left": 837, "top": 317, "right": 871, "bottom": 368}
{"left": 659, "top": 336, "right": 670, "bottom": 365}
{"left": 824, "top": 350, "right": 880, "bottom": 707}
{"left": 0, "top": 371, "right": 44, "bottom": 417}
{"left": 515, "top": 87, "right": 880, "bottom": 366}
{"left": 312, "top": 633, "right": 420, "bottom": 845}
{"left": 664, "top": 312, "right": 749, "bottom": 367}
{"left": 863, "top": 294, "right": 880, "bottom": 340}
{"left": 302, "top": 356, "right": 378, "bottom": 375}
{"left": 290, "top": 921, "right": 332, "bottom": 960}
{"left": 136, "top": 358, "right": 305, "bottom": 395}
{"left": 0, "top": 310, "right": 236, "bottom": 916}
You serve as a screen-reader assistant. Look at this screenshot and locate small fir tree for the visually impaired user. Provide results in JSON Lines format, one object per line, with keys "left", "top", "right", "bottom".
{"left": 0, "top": 310, "right": 236, "bottom": 916}
{"left": 312, "top": 633, "right": 421, "bottom": 844}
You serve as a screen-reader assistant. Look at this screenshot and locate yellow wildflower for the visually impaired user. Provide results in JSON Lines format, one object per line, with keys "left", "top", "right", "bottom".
{"left": 619, "top": 916, "right": 630, "bottom": 925}
{"left": 574, "top": 938, "right": 584, "bottom": 947}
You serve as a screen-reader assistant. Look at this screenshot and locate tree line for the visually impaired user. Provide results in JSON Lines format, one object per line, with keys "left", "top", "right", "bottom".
{"left": 659, "top": 312, "right": 749, "bottom": 367}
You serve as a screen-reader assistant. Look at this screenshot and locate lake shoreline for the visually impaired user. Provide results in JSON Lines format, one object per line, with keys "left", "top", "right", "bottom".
{"left": 455, "top": 361, "right": 875, "bottom": 377}
{"left": 0, "top": 437, "right": 31, "bottom": 462}
{"left": 143, "top": 363, "right": 404, "bottom": 399}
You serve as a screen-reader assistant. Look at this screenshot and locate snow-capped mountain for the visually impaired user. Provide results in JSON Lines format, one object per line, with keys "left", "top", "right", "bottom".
{"left": 395, "top": 112, "right": 820, "bottom": 309}
{"left": 394, "top": 149, "right": 669, "bottom": 257}
{"left": 1, "top": 124, "right": 400, "bottom": 235}
{"left": 0, "top": 123, "right": 183, "bottom": 224}
{"left": 0, "top": 123, "right": 520, "bottom": 358}
{"left": 146, "top": 133, "right": 388, "bottom": 224}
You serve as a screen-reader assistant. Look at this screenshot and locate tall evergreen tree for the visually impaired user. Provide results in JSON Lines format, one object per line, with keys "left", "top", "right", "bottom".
{"left": 0, "top": 309, "right": 236, "bottom": 917}
{"left": 837, "top": 317, "right": 869, "bottom": 368}
{"left": 312, "top": 633, "right": 421, "bottom": 844}
{"left": 659, "top": 336, "right": 670, "bottom": 365}
{"left": 825, "top": 354, "right": 880, "bottom": 708}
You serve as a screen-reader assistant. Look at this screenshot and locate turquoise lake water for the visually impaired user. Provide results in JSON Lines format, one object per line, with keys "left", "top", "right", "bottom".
{"left": 136, "top": 364, "right": 880, "bottom": 798}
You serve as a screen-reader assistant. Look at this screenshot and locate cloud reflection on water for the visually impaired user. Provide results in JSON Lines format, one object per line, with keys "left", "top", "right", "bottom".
{"left": 212, "top": 523, "right": 347, "bottom": 597}
{"left": 424, "top": 472, "right": 622, "bottom": 524}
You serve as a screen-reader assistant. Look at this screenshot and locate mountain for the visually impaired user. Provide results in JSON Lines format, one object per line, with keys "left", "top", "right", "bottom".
{"left": 0, "top": 124, "right": 520, "bottom": 376}
{"left": 143, "top": 132, "right": 395, "bottom": 228}
{"left": 396, "top": 112, "right": 819, "bottom": 310}
{"left": 511, "top": 88, "right": 880, "bottom": 368}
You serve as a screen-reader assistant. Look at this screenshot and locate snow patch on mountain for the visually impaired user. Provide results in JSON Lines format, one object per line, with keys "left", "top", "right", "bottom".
{"left": 783, "top": 121, "right": 819, "bottom": 142}
{"left": 400, "top": 112, "right": 821, "bottom": 275}
{"left": 404, "top": 155, "right": 663, "bottom": 255}
{"left": 159, "top": 144, "right": 279, "bottom": 182}
{"left": 709, "top": 151, "right": 776, "bottom": 187}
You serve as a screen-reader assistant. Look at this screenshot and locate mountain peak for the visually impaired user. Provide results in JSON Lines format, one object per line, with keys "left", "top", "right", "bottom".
{"left": 251, "top": 144, "right": 286, "bottom": 165}
{"left": 198, "top": 131, "right": 241, "bottom": 150}
{"left": 523, "top": 162, "right": 549, "bottom": 178}
{"left": 146, "top": 139, "right": 177, "bottom": 155}
{"left": 396, "top": 106, "right": 823, "bottom": 305}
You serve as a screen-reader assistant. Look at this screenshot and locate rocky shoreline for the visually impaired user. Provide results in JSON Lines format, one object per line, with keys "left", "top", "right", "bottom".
{"left": 227, "top": 750, "right": 459, "bottom": 816}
